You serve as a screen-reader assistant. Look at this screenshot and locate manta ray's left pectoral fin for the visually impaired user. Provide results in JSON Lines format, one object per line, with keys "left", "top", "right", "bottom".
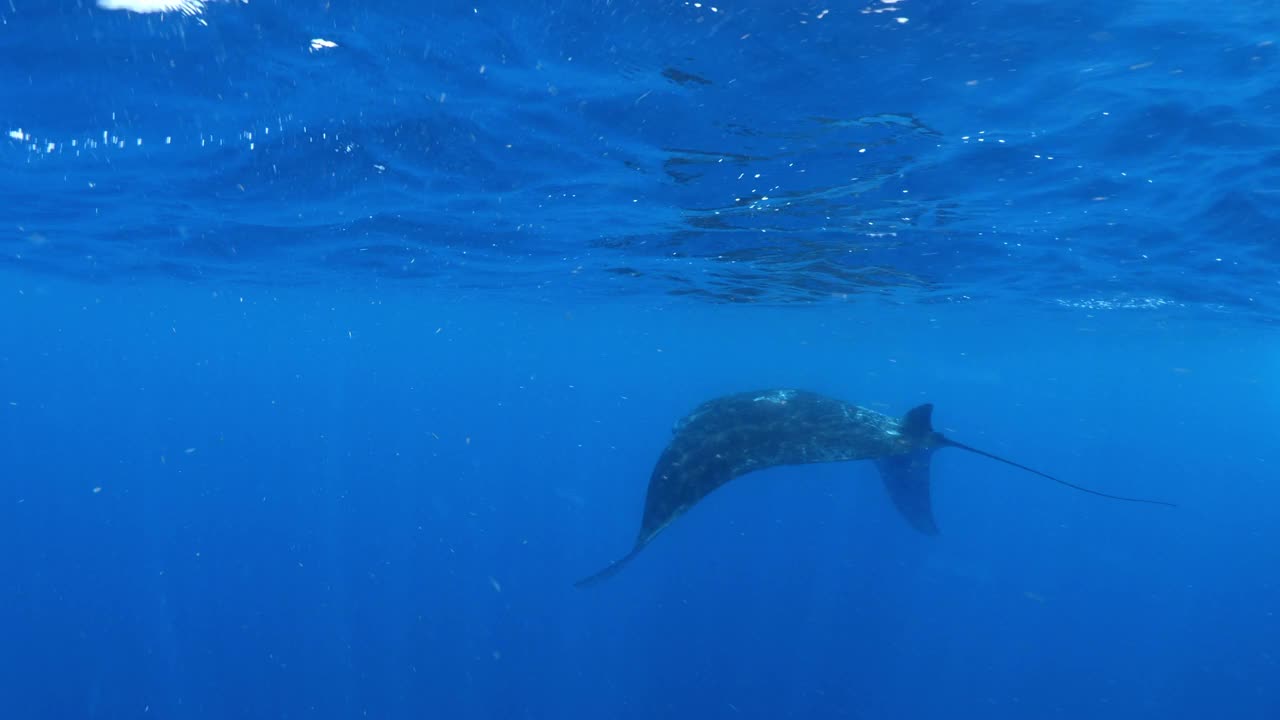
{"left": 574, "top": 541, "right": 650, "bottom": 588}
{"left": 874, "top": 451, "right": 940, "bottom": 535}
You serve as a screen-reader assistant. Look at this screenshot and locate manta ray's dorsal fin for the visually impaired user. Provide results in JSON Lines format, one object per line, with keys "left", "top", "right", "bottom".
{"left": 900, "top": 403, "right": 934, "bottom": 438}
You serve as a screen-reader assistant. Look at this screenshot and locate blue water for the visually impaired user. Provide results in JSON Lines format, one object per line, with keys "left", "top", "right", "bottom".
{"left": 2, "top": 1, "right": 1278, "bottom": 718}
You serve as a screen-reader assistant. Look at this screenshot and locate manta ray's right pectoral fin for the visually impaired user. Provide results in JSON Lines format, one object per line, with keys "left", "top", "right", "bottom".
{"left": 875, "top": 451, "right": 940, "bottom": 535}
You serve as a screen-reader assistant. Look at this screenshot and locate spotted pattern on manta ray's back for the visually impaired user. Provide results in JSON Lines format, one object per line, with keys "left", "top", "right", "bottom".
{"left": 638, "top": 389, "right": 915, "bottom": 545}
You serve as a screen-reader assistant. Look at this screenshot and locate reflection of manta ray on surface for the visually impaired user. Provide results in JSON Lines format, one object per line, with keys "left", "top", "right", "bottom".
{"left": 577, "top": 389, "right": 1174, "bottom": 587}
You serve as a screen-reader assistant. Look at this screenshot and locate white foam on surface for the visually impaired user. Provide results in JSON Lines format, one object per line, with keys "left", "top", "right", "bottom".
{"left": 96, "top": 0, "right": 206, "bottom": 15}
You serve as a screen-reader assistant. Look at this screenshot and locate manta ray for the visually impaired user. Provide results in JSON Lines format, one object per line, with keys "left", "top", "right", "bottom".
{"left": 576, "top": 389, "right": 1173, "bottom": 587}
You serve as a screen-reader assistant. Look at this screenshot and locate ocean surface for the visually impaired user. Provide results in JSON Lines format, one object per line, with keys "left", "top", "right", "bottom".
{"left": 1, "top": 1, "right": 1277, "bottom": 718}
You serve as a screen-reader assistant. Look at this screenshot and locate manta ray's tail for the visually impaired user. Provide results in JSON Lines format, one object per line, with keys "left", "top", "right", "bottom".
{"left": 575, "top": 542, "right": 649, "bottom": 588}
{"left": 942, "top": 438, "right": 1177, "bottom": 507}
{"left": 877, "top": 404, "right": 1174, "bottom": 536}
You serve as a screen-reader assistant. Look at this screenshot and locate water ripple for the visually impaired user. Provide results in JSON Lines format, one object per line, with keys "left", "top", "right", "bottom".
{"left": 2, "top": 1, "right": 1277, "bottom": 321}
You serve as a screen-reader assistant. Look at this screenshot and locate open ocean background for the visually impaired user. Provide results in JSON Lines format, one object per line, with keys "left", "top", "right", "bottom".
{"left": 2, "top": 1, "right": 1278, "bottom": 718}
